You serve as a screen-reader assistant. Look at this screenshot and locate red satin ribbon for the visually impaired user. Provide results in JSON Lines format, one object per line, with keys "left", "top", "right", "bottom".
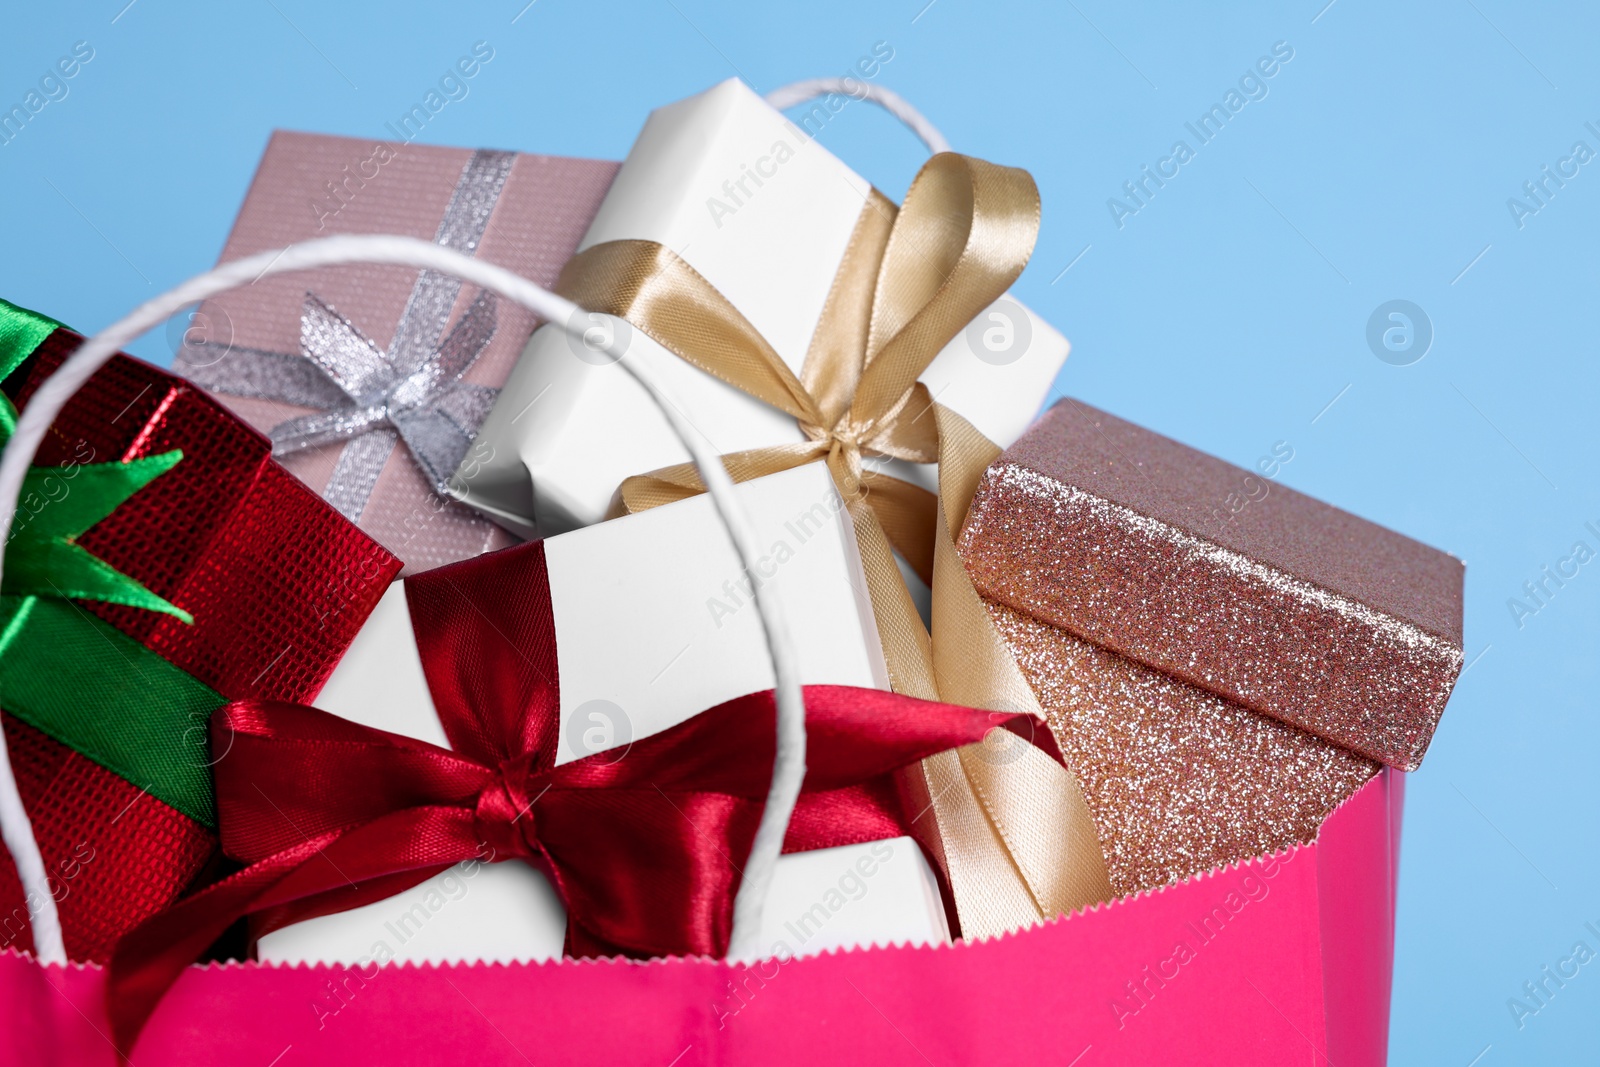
{"left": 108, "top": 540, "right": 1031, "bottom": 1053}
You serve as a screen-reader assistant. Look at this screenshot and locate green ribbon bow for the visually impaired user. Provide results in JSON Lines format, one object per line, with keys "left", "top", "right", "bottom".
{"left": 0, "top": 299, "right": 222, "bottom": 826}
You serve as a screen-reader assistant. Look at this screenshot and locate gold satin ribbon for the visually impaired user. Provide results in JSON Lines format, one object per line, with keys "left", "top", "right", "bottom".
{"left": 926, "top": 405, "right": 1112, "bottom": 928}
{"left": 556, "top": 152, "right": 1110, "bottom": 936}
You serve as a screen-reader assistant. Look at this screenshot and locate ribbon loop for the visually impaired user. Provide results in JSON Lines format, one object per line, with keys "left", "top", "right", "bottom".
{"left": 556, "top": 240, "right": 825, "bottom": 427}
{"left": 300, "top": 291, "right": 394, "bottom": 404}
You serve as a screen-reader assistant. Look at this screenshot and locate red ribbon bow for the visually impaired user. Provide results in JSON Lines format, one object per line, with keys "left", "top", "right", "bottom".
{"left": 108, "top": 541, "right": 1033, "bottom": 1053}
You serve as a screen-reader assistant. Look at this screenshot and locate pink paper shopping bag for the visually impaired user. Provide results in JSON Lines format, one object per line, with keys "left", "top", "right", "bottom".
{"left": 0, "top": 769, "right": 1402, "bottom": 1067}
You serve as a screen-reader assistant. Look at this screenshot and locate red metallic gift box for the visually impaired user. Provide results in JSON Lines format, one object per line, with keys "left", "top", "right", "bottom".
{"left": 0, "top": 329, "right": 400, "bottom": 961}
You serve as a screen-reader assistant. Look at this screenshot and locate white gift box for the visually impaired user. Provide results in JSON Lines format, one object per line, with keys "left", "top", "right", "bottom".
{"left": 259, "top": 462, "right": 950, "bottom": 966}
{"left": 452, "top": 77, "right": 1068, "bottom": 539}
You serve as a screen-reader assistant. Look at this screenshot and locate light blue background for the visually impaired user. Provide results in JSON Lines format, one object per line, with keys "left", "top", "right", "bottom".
{"left": 1, "top": 2, "right": 1594, "bottom": 1063}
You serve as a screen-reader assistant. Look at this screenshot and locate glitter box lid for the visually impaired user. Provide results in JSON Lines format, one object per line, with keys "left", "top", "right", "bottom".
{"left": 958, "top": 398, "right": 1465, "bottom": 770}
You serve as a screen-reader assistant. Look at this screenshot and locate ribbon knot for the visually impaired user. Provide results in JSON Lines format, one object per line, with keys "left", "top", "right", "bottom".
{"left": 266, "top": 288, "right": 502, "bottom": 507}
{"left": 473, "top": 757, "right": 543, "bottom": 863}
{"left": 829, "top": 435, "right": 863, "bottom": 491}
{"left": 798, "top": 418, "right": 867, "bottom": 492}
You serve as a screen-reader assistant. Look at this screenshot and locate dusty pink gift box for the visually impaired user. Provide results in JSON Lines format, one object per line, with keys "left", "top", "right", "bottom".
{"left": 176, "top": 131, "right": 618, "bottom": 572}
{"left": 1, "top": 771, "right": 1403, "bottom": 1066}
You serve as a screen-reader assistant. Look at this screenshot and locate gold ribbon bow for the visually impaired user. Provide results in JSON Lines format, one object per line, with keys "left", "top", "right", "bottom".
{"left": 556, "top": 152, "right": 1110, "bottom": 937}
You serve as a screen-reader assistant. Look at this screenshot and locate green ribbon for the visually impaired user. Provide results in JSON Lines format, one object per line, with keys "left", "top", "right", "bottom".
{"left": 0, "top": 299, "right": 191, "bottom": 621}
{"left": 0, "top": 298, "right": 221, "bottom": 827}
{"left": 6, "top": 451, "right": 196, "bottom": 620}
{"left": 0, "top": 597, "right": 220, "bottom": 825}
{"left": 0, "top": 299, "right": 58, "bottom": 374}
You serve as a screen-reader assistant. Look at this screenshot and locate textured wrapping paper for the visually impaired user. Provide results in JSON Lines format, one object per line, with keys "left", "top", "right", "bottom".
{"left": 0, "top": 326, "right": 400, "bottom": 961}
{"left": 455, "top": 78, "right": 1069, "bottom": 538}
{"left": 262, "top": 462, "right": 948, "bottom": 967}
{"left": 175, "top": 130, "right": 619, "bottom": 572}
{"left": 0, "top": 771, "right": 1405, "bottom": 1067}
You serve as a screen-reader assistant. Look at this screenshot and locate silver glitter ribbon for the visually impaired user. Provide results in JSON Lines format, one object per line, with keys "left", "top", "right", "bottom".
{"left": 184, "top": 149, "right": 517, "bottom": 522}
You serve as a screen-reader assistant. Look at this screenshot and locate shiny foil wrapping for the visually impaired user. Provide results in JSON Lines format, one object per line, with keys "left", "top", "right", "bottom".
{"left": 959, "top": 398, "right": 1465, "bottom": 770}
{"left": 985, "top": 598, "right": 1378, "bottom": 895}
{"left": 13, "top": 337, "right": 401, "bottom": 701}
{"left": 0, "top": 715, "right": 216, "bottom": 961}
{"left": 0, "top": 335, "right": 402, "bottom": 960}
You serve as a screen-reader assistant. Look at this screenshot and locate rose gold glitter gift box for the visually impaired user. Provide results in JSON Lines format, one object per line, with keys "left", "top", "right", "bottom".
{"left": 175, "top": 131, "right": 618, "bottom": 572}
{"left": 958, "top": 397, "right": 1464, "bottom": 895}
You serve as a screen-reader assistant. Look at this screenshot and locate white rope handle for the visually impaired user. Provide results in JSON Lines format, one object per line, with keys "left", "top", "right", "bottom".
{"left": 0, "top": 235, "right": 805, "bottom": 965}
{"left": 766, "top": 79, "right": 952, "bottom": 154}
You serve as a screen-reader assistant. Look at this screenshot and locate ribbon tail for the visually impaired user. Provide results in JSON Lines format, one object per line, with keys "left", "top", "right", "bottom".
{"left": 929, "top": 410, "right": 1052, "bottom": 714}
{"left": 107, "top": 832, "right": 342, "bottom": 1058}
{"left": 916, "top": 749, "right": 1042, "bottom": 935}
{"left": 424, "top": 289, "right": 498, "bottom": 386}
{"left": 323, "top": 429, "right": 400, "bottom": 523}
{"left": 3, "top": 540, "right": 193, "bottom": 622}
{"left": 924, "top": 403, "right": 1112, "bottom": 938}
{"left": 5, "top": 449, "right": 194, "bottom": 622}
{"left": 0, "top": 298, "right": 63, "bottom": 386}
{"left": 832, "top": 471, "right": 937, "bottom": 701}
{"left": 859, "top": 467, "right": 937, "bottom": 589}
{"left": 959, "top": 740, "right": 1111, "bottom": 919}
{"left": 109, "top": 805, "right": 484, "bottom": 1057}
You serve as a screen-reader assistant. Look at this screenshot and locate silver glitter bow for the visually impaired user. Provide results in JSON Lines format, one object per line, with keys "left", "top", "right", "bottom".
{"left": 183, "top": 148, "right": 516, "bottom": 522}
